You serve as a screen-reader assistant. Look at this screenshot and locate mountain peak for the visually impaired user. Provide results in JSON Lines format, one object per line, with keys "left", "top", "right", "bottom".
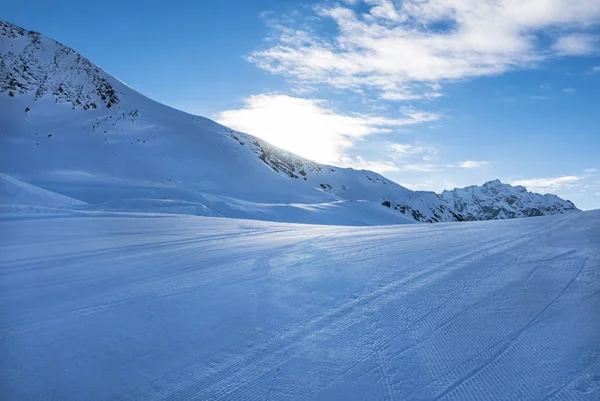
{"left": 483, "top": 179, "right": 502, "bottom": 187}
{"left": 440, "top": 181, "right": 579, "bottom": 221}
{"left": 0, "top": 20, "right": 119, "bottom": 110}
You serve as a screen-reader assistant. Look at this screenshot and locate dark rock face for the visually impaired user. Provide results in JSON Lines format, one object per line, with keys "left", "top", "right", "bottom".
{"left": 1, "top": 21, "right": 119, "bottom": 110}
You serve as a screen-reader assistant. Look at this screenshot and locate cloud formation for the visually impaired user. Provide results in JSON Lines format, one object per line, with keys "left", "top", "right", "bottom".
{"left": 250, "top": 0, "right": 600, "bottom": 99}
{"left": 215, "top": 94, "right": 439, "bottom": 164}
{"left": 339, "top": 156, "right": 399, "bottom": 173}
{"left": 388, "top": 143, "right": 437, "bottom": 158}
{"left": 511, "top": 175, "right": 581, "bottom": 192}
{"left": 553, "top": 34, "right": 598, "bottom": 56}
{"left": 458, "top": 160, "right": 489, "bottom": 169}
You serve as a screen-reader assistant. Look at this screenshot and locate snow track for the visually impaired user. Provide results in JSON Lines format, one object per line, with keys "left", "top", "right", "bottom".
{"left": 1, "top": 210, "right": 599, "bottom": 400}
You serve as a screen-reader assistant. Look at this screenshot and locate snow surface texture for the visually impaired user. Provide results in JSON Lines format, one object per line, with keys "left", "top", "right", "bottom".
{"left": 0, "top": 173, "right": 86, "bottom": 207}
{"left": 0, "top": 20, "right": 578, "bottom": 225}
{"left": 1, "top": 208, "right": 599, "bottom": 400}
{"left": 440, "top": 179, "right": 579, "bottom": 221}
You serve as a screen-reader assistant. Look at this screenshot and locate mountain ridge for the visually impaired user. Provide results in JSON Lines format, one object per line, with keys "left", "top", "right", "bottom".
{"left": 439, "top": 179, "right": 579, "bottom": 221}
{"left": 0, "top": 20, "right": 579, "bottom": 224}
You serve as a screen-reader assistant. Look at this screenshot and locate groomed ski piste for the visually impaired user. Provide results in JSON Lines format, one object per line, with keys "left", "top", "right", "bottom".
{"left": 1, "top": 204, "right": 599, "bottom": 400}
{"left": 1, "top": 19, "right": 598, "bottom": 401}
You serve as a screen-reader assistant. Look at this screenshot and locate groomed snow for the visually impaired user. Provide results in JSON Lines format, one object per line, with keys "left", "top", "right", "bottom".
{"left": 1, "top": 209, "right": 598, "bottom": 400}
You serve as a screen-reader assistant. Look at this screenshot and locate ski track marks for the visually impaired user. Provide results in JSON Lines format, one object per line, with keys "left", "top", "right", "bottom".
{"left": 0, "top": 210, "right": 599, "bottom": 400}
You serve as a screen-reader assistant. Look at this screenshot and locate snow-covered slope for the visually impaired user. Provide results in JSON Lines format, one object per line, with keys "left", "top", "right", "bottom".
{"left": 0, "top": 21, "right": 579, "bottom": 225}
{"left": 0, "top": 20, "right": 458, "bottom": 225}
{"left": 440, "top": 179, "right": 579, "bottom": 221}
{"left": 1, "top": 208, "right": 598, "bottom": 400}
{"left": 0, "top": 173, "right": 86, "bottom": 207}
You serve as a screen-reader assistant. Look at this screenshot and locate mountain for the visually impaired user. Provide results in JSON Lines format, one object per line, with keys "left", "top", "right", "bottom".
{"left": 439, "top": 179, "right": 579, "bottom": 221}
{"left": 0, "top": 21, "right": 577, "bottom": 224}
{"left": 0, "top": 20, "right": 460, "bottom": 225}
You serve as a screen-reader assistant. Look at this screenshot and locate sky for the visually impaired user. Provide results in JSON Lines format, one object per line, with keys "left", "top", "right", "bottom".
{"left": 3, "top": 0, "right": 600, "bottom": 209}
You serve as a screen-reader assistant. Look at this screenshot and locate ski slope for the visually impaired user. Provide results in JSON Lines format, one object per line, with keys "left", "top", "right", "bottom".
{"left": 1, "top": 209, "right": 599, "bottom": 400}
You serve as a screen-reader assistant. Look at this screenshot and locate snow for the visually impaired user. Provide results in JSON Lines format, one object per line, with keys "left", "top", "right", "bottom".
{"left": 1, "top": 20, "right": 598, "bottom": 401}
{"left": 0, "top": 173, "right": 86, "bottom": 207}
{"left": 0, "top": 18, "right": 451, "bottom": 225}
{"left": 439, "top": 180, "right": 579, "bottom": 221}
{"left": 1, "top": 20, "right": 577, "bottom": 226}
{"left": 1, "top": 208, "right": 599, "bottom": 400}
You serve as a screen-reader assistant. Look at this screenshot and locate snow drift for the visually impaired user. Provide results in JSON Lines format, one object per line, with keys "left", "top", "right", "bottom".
{"left": 0, "top": 172, "right": 86, "bottom": 207}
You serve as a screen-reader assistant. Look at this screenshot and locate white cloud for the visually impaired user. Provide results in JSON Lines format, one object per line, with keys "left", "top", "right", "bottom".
{"left": 339, "top": 156, "right": 399, "bottom": 173}
{"left": 397, "top": 164, "right": 442, "bottom": 172}
{"left": 452, "top": 160, "right": 489, "bottom": 168}
{"left": 388, "top": 143, "right": 437, "bottom": 159}
{"left": 584, "top": 168, "right": 598, "bottom": 173}
{"left": 215, "top": 94, "right": 439, "bottom": 164}
{"left": 530, "top": 95, "right": 547, "bottom": 100}
{"left": 388, "top": 143, "right": 415, "bottom": 154}
{"left": 511, "top": 176, "right": 581, "bottom": 192}
{"left": 339, "top": 154, "right": 443, "bottom": 174}
{"left": 553, "top": 34, "right": 598, "bottom": 56}
{"left": 563, "top": 88, "right": 576, "bottom": 94}
{"left": 592, "top": 66, "right": 600, "bottom": 73}
{"left": 250, "top": 0, "right": 600, "bottom": 100}
{"left": 398, "top": 178, "right": 459, "bottom": 192}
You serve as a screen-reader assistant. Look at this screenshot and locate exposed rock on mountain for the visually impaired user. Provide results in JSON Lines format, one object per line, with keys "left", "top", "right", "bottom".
{"left": 439, "top": 179, "right": 579, "bottom": 221}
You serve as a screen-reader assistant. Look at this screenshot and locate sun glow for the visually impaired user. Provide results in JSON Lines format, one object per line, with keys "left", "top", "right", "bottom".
{"left": 216, "top": 94, "right": 438, "bottom": 165}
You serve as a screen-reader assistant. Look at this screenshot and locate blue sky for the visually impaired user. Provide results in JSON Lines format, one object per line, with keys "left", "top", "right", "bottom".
{"left": 4, "top": 0, "right": 600, "bottom": 209}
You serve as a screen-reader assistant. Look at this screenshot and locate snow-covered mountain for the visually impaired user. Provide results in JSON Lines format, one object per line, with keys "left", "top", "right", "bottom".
{"left": 0, "top": 20, "right": 459, "bottom": 225}
{"left": 439, "top": 179, "right": 579, "bottom": 221}
{"left": 0, "top": 21, "right": 578, "bottom": 224}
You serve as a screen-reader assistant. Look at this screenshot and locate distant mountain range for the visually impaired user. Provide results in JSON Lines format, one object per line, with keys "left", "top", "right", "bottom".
{"left": 0, "top": 20, "right": 579, "bottom": 224}
{"left": 439, "top": 179, "right": 578, "bottom": 221}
